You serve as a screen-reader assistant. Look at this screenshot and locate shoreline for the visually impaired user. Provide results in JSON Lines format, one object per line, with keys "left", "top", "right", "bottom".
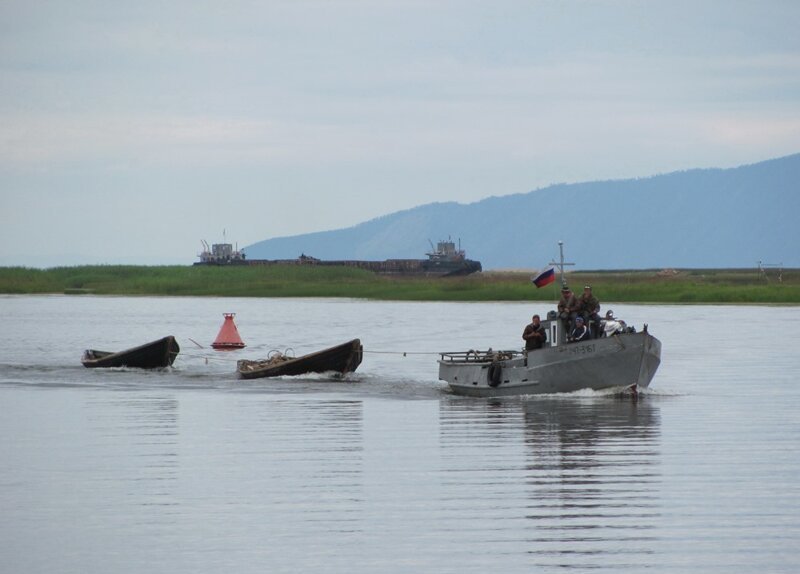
{"left": 1, "top": 265, "right": 798, "bottom": 304}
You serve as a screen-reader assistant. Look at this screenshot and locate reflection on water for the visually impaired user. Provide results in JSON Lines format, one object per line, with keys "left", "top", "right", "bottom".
{"left": 439, "top": 397, "right": 661, "bottom": 571}
{"left": 86, "top": 394, "right": 180, "bottom": 514}
{"left": 522, "top": 399, "right": 660, "bottom": 568}
{"left": 252, "top": 399, "right": 364, "bottom": 536}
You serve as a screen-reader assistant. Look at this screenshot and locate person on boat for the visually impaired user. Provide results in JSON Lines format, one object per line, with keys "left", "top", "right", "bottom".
{"left": 578, "top": 285, "right": 601, "bottom": 337}
{"left": 568, "top": 316, "right": 591, "bottom": 343}
{"left": 557, "top": 286, "right": 580, "bottom": 332}
{"left": 522, "top": 314, "right": 548, "bottom": 351}
{"left": 601, "top": 309, "right": 627, "bottom": 337}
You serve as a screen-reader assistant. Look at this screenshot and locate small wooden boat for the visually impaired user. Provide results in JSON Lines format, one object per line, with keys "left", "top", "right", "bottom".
{"left": 81, "top": 336, "right": 180, "bottom": 369}
{"left": 237, "top": 339, "right": 363, "bottom": 379}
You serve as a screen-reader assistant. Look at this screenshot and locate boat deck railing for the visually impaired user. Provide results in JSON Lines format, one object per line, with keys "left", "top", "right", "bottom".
{"left": 439, "top": 349, "right": 523, "bottom": 363}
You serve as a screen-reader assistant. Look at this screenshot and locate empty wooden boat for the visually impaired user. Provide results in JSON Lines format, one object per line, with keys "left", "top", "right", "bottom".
{"left": 81, "top": 336, "right": 180, "bottom": 369}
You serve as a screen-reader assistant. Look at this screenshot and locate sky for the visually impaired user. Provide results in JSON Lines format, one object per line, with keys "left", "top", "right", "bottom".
{"left": 1, "top": 0, "right": 799, "bottom": 266}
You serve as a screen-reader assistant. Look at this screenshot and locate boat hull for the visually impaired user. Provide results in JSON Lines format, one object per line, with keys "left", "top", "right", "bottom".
{"left": 439, "top": 331, "right": 661, "bottom": 397}
{"left": 81, "top": 336, "right": 180, "bottom": 369}
{"left": 237, "top": 339, "right": 363, "bottom": 379}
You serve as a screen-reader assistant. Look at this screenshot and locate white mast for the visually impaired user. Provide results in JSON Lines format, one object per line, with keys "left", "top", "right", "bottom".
{"left": 549, "top": 241, "right": 575, "bottom": 287}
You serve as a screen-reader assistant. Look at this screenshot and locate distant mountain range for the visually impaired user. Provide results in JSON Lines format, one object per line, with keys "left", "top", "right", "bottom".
{"left": 245, "top": 154, "right": 800, "bottom": 269}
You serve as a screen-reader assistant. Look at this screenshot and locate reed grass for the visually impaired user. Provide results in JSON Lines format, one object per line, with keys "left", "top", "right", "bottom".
{"left": 1, "top": 265, "right": 798, "bottom": 304}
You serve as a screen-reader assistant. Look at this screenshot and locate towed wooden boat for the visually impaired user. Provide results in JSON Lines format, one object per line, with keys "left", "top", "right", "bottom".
{"left": 237, "top": 339, "right": 363, "bottom": 379}
{"left": 81, "top": 336, "right": 180, "bottom": 369}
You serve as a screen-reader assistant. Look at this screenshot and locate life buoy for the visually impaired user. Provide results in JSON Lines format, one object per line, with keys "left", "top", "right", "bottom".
{"left": 488, "top": 363, "right": 502, "bottom": 387}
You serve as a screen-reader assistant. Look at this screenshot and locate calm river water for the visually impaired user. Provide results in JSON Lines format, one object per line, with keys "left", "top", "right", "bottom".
{"left": 1, "top": 295, "right": 799, "bottom": 573}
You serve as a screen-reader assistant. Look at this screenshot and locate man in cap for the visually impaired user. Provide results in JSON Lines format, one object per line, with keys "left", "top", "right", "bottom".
{"left": 568, "top": 316, "right": 591, "bottom": 343}
{"left": 557, "top": 285, "right": 580, "bottom": 333}
{"left": 578, "top": 285, "right": 601, "bottom": 338}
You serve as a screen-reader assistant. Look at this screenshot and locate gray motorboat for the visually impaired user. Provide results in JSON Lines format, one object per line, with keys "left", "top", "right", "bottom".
{"left": 438, "top": 315, "right": 661, "bottom": 397}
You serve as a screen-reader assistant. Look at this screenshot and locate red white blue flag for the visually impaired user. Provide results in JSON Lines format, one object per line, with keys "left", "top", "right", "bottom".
{"left": 531, "top": 267, "right": 556, "bottom": 288}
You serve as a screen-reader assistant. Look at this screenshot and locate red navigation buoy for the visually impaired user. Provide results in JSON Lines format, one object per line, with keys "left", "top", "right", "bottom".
{"left": 211, "top": 313, "right": 246, "bottom": 350}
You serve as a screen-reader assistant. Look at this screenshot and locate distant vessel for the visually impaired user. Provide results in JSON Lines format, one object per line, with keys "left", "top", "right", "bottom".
{"left": 194, "top": 236, "right": 482, "bottom": 277}
{"left": 197, "top": 240, "right": 246, "bottom": 265}
{"left": 419, "top": 238, "right": 482, "bottom": 276}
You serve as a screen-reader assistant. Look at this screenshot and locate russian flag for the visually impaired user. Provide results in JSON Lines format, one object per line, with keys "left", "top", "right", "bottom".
{"left": 531, "top": 267, "right": 556, "bottom": 288}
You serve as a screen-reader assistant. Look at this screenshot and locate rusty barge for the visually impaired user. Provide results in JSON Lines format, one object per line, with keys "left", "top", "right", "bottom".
{"left": 195, "top": 238, "right": 482, "bottom": 277}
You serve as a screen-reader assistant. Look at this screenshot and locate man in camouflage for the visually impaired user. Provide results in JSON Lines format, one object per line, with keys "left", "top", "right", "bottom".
{"left": 578, "top": 285, "right": 601, "bottom": 338}
{"left": 557, "top": 286, "right": 580, "bottom": 333}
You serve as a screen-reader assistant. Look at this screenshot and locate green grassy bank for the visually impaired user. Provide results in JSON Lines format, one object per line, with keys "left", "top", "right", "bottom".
{"left": 1, "top": 265, "right": 798, "bottom": 304}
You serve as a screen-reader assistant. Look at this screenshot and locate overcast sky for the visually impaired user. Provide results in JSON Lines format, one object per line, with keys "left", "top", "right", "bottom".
{"left": 2, "top": 0, "right": 799, "bottom": 266}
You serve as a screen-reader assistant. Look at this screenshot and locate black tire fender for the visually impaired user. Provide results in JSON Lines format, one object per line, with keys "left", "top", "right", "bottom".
{"left": 488, "top": 362, "right": 502, "bottom": 387}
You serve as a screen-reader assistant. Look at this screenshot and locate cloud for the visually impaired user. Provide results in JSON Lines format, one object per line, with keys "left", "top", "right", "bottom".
{"left": 702, "top": 116, "right": 800, "bottom": 148}
{"left": 5, "top": 47, "right": 798, "bottom": 171}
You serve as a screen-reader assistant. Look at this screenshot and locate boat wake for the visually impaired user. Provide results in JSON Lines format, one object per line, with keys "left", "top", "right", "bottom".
{"left": 1, "top": 361, "right": 674, "bottom": 399}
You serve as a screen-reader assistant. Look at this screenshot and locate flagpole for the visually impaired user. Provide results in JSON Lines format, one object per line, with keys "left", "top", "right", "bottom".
{"left": 548, "top": 240, "right": 575, "bottom": 290}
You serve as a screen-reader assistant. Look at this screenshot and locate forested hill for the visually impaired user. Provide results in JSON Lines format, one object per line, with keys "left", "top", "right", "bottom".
{"left": 245, "top": 154, "right": 800, "bottom": 269}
